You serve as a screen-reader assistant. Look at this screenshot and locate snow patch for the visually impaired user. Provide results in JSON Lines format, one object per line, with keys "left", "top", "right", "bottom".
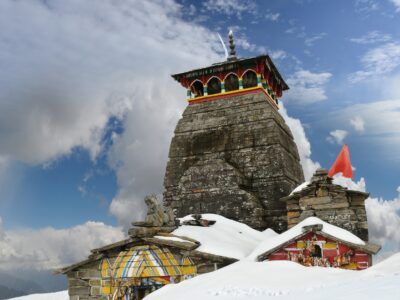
{"left": 290, "top": 173, "right": 366, "bottom": 195}
{"left": 173, "top": 214, "right": 265, "bottom": 259}
{"left": 332, "top": 173, "right": 366, "bottom": 192}
{"left": 154, "top": 235, "right": 195, "bottom": 244}
{"left": 8, "top": 291, "right": 68, "bottom": 300}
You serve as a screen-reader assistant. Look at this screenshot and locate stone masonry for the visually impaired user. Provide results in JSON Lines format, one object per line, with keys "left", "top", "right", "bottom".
{"left": 163, "top": 90, "right": 305, "bottom": 232}
{"left": 281, "top": 168, "right": 369, "bottom": 241}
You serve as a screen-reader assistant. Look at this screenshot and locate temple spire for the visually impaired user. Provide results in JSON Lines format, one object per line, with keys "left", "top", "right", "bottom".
{"left": 228, "top": 30, "right": 237, "bottom": 61}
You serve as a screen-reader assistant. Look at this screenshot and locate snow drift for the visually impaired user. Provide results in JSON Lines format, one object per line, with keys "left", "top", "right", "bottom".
{"left": 145, "top": 253, "right": 400, "bottom": 300}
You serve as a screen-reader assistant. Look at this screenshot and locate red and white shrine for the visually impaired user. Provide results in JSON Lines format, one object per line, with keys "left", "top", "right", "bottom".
{"left": 255, "top": 217, "right": 380, "bottom": 270}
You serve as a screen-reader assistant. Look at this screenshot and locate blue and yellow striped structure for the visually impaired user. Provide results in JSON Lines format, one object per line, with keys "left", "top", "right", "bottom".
{"left": 100, "top": 245, "right": 197, "bottom": 298}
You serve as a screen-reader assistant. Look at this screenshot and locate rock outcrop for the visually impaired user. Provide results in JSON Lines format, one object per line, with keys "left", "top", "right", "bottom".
{"left": 163, "top": 90, "right": 305, "bottom": 232}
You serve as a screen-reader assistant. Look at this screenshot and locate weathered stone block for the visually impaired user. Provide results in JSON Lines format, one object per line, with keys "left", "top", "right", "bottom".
{"left": 69, "top": 278, "right": 89, "bottom": 287}
{"left": 288, "top": 211, "right": 300, "bottom": 219}
{"left": 89, "top": 279, "right": 101, "bottom": 286}
{"left": 76, "top": 269, "right": 101, "bottom": 279}
{"left": 69, "top": 286, "right": 90, "bottom": 296}
{"left": 90, "top": 286, "right": 102, "bottom": 296}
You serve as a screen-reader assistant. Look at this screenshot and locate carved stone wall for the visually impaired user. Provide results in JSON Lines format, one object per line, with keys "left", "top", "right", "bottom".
{"left": 163, "top": 91, "right": 305, "bottom": 232}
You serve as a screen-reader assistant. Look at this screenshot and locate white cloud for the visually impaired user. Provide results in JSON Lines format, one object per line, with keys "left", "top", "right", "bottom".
{"left": 0, "top": 0, "right": 222, "bottom": 226}
{"left": 350, "top": 116, "right": 365, "bottom": 133}
{"left": 280, "top": 104, "right": 321, "bottom": 181}
{"left": 203, "top": 0, "right": 257, "bottom": 17}
{"left": 366, "top": 189, "right": 400, "bottom": 261}
{"left": 0, "top": 220, "right": 124, "bottom": 270}
{"left": 349, "top": 42, "right": 400, "bottom": 83}
{"left": 270, "top": 50, "right": 287, "bottom": 60}
{"left": 304, "top": 33, "right": 326, "bottom": 47}
{"left": 283, "top": 70, "right": 332, "bottom": 104}
{"left": 389, "top": 0, "right": 400, "bottom": 11}
{"left": 355, "top": 0, "right": 379, "bottom": 14}
{"left": 350, "top": 31, "right": 392, "bottom": 44}
{"left": 327, "top": 129, "right": 349, "bottom": 145}
{"left": 332, "top": 100, "right": 400, "bottom": 161}
{"left": 265, "top": 12, "right": 280, "bottom": 22}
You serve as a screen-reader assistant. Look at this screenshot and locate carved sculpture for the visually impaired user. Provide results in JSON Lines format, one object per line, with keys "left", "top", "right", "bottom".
{"left": 132, "top": 194, "right": 176, "bottom": 228}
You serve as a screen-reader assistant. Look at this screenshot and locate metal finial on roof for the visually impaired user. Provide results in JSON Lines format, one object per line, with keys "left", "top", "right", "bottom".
{"left": 228, "top": 30, "right": 237, "bottom": 61}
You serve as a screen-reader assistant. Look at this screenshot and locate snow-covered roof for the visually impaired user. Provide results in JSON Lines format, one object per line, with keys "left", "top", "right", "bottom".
{"left": 248, "top": 217, "right": 367, "bottom": 260}
{"left": 290, "top": 173, "right": 366, "bottom": 195}
{"left": 173, "top": 214, "right": 266, "bottom": 260}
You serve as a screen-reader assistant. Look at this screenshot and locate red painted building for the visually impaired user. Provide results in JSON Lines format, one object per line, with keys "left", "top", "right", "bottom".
{"left": 256, "top": 219, "right": 380, "bottom": 270}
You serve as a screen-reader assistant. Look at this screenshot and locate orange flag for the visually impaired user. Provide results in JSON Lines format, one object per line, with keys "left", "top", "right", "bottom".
{"left": 328, "top": 144, "right": 353, "bottom": 178}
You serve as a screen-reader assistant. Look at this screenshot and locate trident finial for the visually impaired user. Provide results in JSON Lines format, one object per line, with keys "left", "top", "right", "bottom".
{"left": 228, "top": 30, "right": 237, "bottom": 61}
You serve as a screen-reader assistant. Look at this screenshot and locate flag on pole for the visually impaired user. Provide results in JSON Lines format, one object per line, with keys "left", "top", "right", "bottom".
{"left": 328, "top": 144, "right": 353, "bottom": 178}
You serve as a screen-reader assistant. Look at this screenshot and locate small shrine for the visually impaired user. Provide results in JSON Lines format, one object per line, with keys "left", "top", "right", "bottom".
{"left": 171, "top": 31, "right": 288, "bottom": 107}
{"left": 57, "top": 196, "right": 235, "bottom": 300}
{"left": 281, "top": 145, "right": 369, "bottom": 241}
{"left": 255, "top": 217, "right": 380, "bottom": 270}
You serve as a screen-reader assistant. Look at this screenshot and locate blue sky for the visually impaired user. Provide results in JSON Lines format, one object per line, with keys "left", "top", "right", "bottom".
{"left": 0, "top": 0, "right": 400, "bottom": 272}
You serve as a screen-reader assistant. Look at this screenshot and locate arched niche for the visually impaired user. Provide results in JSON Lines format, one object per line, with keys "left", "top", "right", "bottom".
{"left": 224, "top": 73, "right": 239, "bottom": 92}
{"left": 242, "top": 70, "right": 257, "bottom": 89}
{"left": 190, "top": 80, "right": 204, "bottom": 98}
{"left": 207, "top": 77, "right": 221, "bottom": 95}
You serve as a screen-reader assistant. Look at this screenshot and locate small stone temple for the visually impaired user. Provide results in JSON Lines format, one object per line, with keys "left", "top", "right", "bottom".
{"left": 57, "top": 196, "right": 236, "bottom": 300}
{"left": 163, "top": 31, "right": 304, "bottom": 232}
{"left": 281, "top": 168, "right": 369, "bottom": 241}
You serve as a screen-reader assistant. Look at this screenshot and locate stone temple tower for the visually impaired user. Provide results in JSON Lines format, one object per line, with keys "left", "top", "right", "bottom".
{"left": 163, "top": 33, "right": 305, "bottom": 232}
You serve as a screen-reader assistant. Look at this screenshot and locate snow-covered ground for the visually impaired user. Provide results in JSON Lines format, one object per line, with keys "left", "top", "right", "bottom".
{"left": 8, "top": 290, "right": 68, "bottom": 300}
{"left": 145, "top": 253, "right": 400, "bottom": 300}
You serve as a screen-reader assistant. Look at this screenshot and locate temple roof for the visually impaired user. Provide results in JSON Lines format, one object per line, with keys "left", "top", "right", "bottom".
{"left": 249, "top": 217, "right": 381, "bottom": 261}
{"left": 172, "top": 54, "right": 289, "bottom": 91}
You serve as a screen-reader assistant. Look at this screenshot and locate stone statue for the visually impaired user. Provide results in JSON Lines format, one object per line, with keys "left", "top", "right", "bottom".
{"left": 133, "top": 194, "right": 176, "bottom": 227}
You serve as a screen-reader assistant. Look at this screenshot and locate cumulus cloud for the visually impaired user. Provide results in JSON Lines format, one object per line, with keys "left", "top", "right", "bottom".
{"left": 350, "top": 116, "right": 365, "bottom": 133}
{"left": 327, "top": 129, "right": 349, "bottom": 145}
{"left": 0, "top": 220, "right": 124, "bottom": 270}
{"left": 390, "top": 0, "right": 400, "bottom": 11}
{"left": 284, "top": 69, "right": 332, "bottom": 104}
{"left": 0, "top": 0, "right": 223, "bottom": 226}
{"left": 366, "top": 188, "right": 400, "bottom": 261}
{"left": 349, "top": 42, "right": 400, "bottom": 83}
{"left": 280, "top": 104, "right": 321, "bottom": 181}
{"left": 349, "top": 31, "right": 392, "bottom": 44}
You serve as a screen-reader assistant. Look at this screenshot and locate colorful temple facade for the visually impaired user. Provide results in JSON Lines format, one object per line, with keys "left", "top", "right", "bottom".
{"left": 255, "top": 221, "right": 380, "bottom": 270}
{"left": 172, "top": 33, "right": 287, "bottom": 107}
{"left": 58, "top": 198, "right": 235, "bottom": 300}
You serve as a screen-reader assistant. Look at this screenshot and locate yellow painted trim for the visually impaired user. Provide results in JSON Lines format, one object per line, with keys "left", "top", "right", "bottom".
{"left": 188, "top": 86, "right": 259, "bottom": 101}
{"left": 188, "top": 86, "right": 279, "bottom": 109}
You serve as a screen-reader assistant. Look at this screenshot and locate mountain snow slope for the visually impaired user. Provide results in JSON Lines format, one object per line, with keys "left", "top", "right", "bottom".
{"left": 145, "top": 253, "right": 400, "bottom": 300}
{"left": 8, "top": 290, "right": 68, "bottom": 300}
